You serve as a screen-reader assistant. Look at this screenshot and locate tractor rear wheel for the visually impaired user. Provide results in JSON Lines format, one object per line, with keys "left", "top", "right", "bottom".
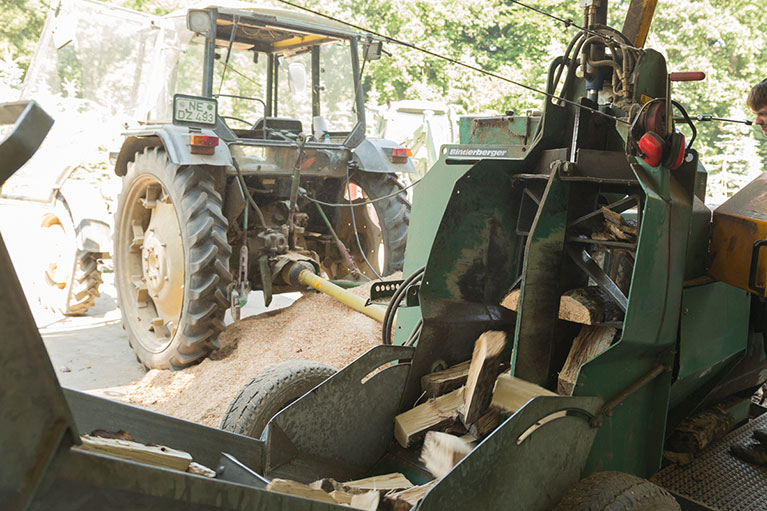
{"left": 114, "top": 147, "right": 232, "bottom": 370}
{"left": 554, "top": 471, "right": 680, "bottom": 511}
{"left": 39, "top": 200, "right": 102, "bottom": 315}
{"left": 221, "top": 360, "right": 336, "bottom": 439}
{"left": 332, "top": 172, "right": 409, "bottom": 279}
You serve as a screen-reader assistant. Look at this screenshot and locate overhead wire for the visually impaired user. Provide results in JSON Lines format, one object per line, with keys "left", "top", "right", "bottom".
{"left": 505, "top": 0, "right": 641, "bottom": 52}
{"left": 271, "top": 0, "right": 631, "bottom": 125}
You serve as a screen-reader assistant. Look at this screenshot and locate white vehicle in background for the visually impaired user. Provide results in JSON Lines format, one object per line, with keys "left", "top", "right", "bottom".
{"left": 3, "top": 0, "right": 160, "bottom": 316}
{"left": 370, "top": 100, "right": 459, "bottom": 184}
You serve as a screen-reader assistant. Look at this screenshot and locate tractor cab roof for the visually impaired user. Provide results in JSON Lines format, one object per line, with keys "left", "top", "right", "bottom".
{"left": 185, "top": 4, "right": 369, "bottom": 54}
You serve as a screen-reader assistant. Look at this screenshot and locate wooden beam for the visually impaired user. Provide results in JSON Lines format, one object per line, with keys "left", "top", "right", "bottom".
{"left": 463, "top": 331, "right": 507, "bottom": 425}
{"left": 75, "top": 435, "right": 192, "bottom": 472}
{"left": 622, "top": 0, "right": 658, "bottom": 48}
{"left": 421, "top": 360, "right": 471, "bottom": 398}
{"left": 394, "top": 388, "right": 464, "bottom": 448}
{"left": 490, "top": 374, "right": 556, "bottom": 414}
{"left": 420, "top": 431, "right": 473, "bottom": 478}
{"left": 558, "top": 326, "right": 617, "bottom": 395}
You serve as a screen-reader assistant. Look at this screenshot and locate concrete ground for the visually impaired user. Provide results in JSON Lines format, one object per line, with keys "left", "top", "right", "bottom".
{"left": 0, "top": 198, "right": 297, "bottom": 394}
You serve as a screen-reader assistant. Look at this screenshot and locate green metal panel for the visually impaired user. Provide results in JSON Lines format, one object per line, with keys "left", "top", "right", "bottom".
{"left": 576, "top": 156, "right": 696, "bottom": 478}
{"left": 393, "top": 157, "right": 475, "bottom": 345}
{"left": 459, "top": 115, "right": 541, "bottom": 146}
{"left": 678, "top": 282, "right": 749, "bottom": 380}
{"left": 512, "top": 172, "right": 571, "bottom": 386}
{"left": 458, "top": 116, "right": 472, "bottom": 144}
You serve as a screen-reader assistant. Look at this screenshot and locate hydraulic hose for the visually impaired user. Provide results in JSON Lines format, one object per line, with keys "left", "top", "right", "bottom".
{"left": 382, "top": 266, "right": 425, "bottom": 345}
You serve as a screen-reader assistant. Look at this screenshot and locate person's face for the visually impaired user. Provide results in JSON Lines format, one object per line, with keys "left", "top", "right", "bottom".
{"left": 753, "top": 105, "right": 767, "bottom": 137}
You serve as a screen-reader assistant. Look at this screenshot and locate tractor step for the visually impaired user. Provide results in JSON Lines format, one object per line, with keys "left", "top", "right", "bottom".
{"left": 652, "top": 411, "right": 767, "bottom": 510}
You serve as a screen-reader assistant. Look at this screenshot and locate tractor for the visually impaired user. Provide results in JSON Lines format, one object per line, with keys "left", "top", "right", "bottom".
{"left": 5, "top": 0, "right": 767, "bottom": 510}
{"left": 111, "top": 5, "right": 414, "bottom": 369}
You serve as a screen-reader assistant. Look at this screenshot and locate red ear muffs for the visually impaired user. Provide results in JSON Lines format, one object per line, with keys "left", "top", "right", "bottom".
{"left": 638, "top": 131, "right": 665, "bottom": 167}
{"left": 666, "top": 131, "right": 686, "bottom": 170}
{"left": 638, "top": 130, "right": 686, "bottom": 169}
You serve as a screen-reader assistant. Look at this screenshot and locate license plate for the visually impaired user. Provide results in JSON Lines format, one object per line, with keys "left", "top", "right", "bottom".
{"left": 173, "top": 94, "right": 217, "bottom": 126}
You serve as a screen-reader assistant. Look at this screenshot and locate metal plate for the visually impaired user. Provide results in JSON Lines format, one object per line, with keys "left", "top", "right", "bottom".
{"left": 652, "top": 413, "right": 767, "bottom": 510}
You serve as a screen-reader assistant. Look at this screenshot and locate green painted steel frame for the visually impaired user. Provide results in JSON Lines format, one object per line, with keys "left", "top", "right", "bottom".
{"left": 575, "top": 158, "right": 696, "bottom": 477}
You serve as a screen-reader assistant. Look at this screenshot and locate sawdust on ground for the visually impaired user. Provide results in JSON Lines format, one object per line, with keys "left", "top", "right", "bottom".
{"left": 123, "top": 276, "right": 397, "bottom": 428}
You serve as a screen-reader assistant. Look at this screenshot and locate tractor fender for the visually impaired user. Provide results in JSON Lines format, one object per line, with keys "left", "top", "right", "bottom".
{"left": 351, "top": 137, "right": 416, "bottom": 174}
{"left": 56, "top": 181, "right": 111, "bottom": 254}
{"left": 114, "top": 124, "right": 233, "bottom": 177}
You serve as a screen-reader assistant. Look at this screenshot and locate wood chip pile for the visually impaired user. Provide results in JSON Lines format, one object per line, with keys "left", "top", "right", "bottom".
{"left": 123, "top": 278, "right": 392, "bottom": 427}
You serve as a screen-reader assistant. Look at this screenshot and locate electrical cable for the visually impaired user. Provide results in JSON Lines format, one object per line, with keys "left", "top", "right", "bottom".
{"left": 345, "top": 164, "right": 383, "bottom": 280}
{"left": 300, "top": 176, "right": 421, "bottom": 207}
{"left": 272, "top": 0, "right": 631, "bottom": 125}
{"left": 382, "top": 266, "right": 425, "bottom": 345}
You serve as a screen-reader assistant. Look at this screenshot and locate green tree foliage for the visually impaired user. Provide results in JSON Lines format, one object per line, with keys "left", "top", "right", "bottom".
{"left": 0, "top": 0, "right": 48, "bottom": 68}
{"left": 9, "top": 0, "right": 767, "bottom": 197}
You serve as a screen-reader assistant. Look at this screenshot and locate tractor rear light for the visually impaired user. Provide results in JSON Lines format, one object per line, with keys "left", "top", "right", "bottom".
{"left": 390, "top": 147, "right": 412, "bottom": 163}
{"left": 189, "top": 134, "right": 218, "bottom": 155}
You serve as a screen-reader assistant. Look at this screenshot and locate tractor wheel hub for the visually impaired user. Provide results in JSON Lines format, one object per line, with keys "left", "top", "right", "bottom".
{"left": 141, "top": 232, "right": 168, "bottom": 295}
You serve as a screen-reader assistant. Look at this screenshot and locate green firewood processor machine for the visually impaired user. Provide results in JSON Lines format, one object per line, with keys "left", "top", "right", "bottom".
{"left": 3, "top": 0, "right": 767, "bottom": 509}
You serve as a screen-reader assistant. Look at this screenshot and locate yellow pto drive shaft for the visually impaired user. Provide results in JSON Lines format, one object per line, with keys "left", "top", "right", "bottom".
{"left": 282, "top": 262, "right": 387, "bottom": 324}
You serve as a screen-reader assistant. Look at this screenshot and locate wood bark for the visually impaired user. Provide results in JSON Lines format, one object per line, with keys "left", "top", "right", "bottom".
{"left": 557, "top": 326, "right": 617, "bottom": 395}
{"left": 502, "top": 287, "right": 620, "bottom": 325}
{"left": 394, "top": 388, "right": 464, "bottom": 448}
{"left": 421, "top": 360, "right": 471, "bottom": 398}
{"left": 559, "top": 287, "right": 621, "bottom": 325}
{"left": 463, "top": 331, "right": 507, "bottom": 425}
{"left": 468, "top": 409, "right": 501, "bottom": 439}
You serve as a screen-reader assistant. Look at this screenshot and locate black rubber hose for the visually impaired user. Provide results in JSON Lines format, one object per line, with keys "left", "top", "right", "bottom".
{"left": 382, "top": 266, "right": 425, "bottom": 345}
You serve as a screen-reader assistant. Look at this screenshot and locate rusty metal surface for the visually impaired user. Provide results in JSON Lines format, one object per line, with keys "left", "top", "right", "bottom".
{"left": 708, "top": 172, "right": 767, "bottom": 296}
{"left": 652, "top": 412, "right": 767, "bottom": 511}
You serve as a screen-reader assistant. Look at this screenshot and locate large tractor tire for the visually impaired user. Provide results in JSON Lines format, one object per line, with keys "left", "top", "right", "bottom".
{"left": 114, "top": 147, "right": 232, "bottom": 370}
{"left": 554, "top": 471, "right": 680, "bottom": 511}
{"left": 40, "top": 201, "right": 102, "bottom": 316}
{"left": 334, "top": 172, "right": 410, "bottom": 278}
{"left": 221, "top": 360, "right": 337, "bottom": 439}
